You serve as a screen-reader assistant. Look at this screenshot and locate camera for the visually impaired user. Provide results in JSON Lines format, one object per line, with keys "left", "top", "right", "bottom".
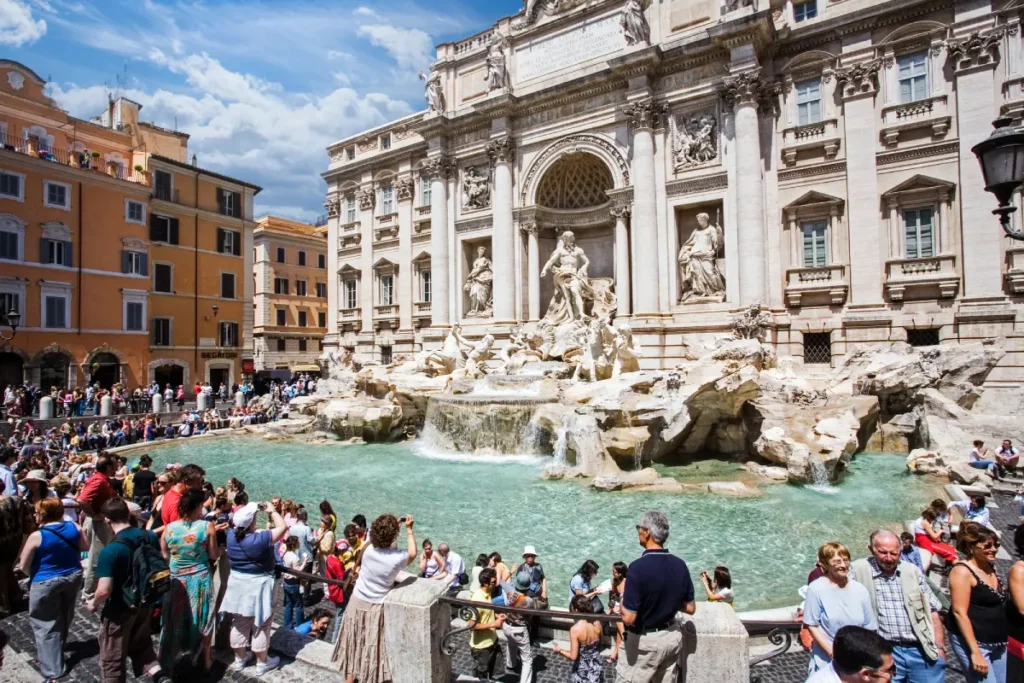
{"left": 257, "top": 503, "right": 268, "bottom": 512}
{"left": 398, "top": 516, "right": 408, "bottom": 524}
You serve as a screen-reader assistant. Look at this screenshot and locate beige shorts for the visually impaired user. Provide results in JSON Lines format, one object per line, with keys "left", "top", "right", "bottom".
{"left": 616, "top": 626, "right": 683, "bottom": 683}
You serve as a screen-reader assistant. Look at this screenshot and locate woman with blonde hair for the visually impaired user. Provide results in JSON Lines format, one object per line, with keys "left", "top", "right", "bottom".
{"left": 18, "top": 497, "right": 88, "bottom": 682}
{"left": 802, "top": 542, "right": 877, "bottom": 675}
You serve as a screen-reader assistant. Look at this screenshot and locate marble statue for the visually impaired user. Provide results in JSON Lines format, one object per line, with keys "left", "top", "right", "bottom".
{"left": 462, "top": 166, "right": 491, "bottom": 210}
{"left": 678, "top": 212, "right": 726, "bottom": 303}
{"left": 419, "top": 70, "right": 445, "bottom": 114}
{"left": 572, "top": 316, "right": 610, "bottom": 384}
{"left": 486, "top": 37, "right": 510, "bottom": 92}
{"left": 733, "top": 303, "right": 773, "bottom": 342}
{"left": 621, "top": 0, "right": 650, "bottom": 46}
{"left": 419, "top": 323, "right": 471, "bottom": 375}
{"left": 319, "top": 347, "right": 354, "bottom": 379}
{"left": 608, "top": 320, "right": 642, "bottom": 377}
{"left": 501, "top": 326, "right": 545, "bottom": 370}
{"left": 670, "top": 112, "right": 718, "bottom": 170}
{"left": 463, "top": 334, "right": 496, "bottom": 378}
{"left": 464, "top": 246, "right": 494, "bottom": 318}
{"left": 516, "top": 0, "right": 562, "bottom": 29}
{"left": 540, "top": 231, "right": 592, "bottom": 325}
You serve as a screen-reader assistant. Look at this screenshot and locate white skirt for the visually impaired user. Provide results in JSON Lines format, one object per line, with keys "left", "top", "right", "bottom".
{"left": 218, "top": 571, "right": 275, "bottom": 625}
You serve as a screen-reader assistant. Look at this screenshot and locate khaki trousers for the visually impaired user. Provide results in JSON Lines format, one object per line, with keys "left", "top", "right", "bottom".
{"left": 616, "top": 626, "right": 683, "bottom": 683}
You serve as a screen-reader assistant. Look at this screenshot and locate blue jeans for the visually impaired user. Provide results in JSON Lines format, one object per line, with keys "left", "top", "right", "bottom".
{"left": 951, "top": 634, "right": 1007, "bottom": 683}
{"left": 970, "top": 460, "right": 996, "bottom": 472}
{"left": 891, "top": 643, "right": 945, "bottom": 683}
{"left": 282, "top": 582, "right": 304, "bottom": 630}
{"left": 329, "top": 606, "right": 344, "bottom": 643}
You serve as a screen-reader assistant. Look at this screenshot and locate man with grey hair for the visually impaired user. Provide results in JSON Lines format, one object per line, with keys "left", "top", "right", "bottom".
{"left": 618, "top": 510, "right": 696, "bottom": 683}
{"left": 850, "top": 529, "right": 945, "bottom": 683}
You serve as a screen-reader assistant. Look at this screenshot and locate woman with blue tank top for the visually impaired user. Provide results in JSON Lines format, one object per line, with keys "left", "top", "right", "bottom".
{"left": 18, "top": 496, "right": 88, "bottom": 683}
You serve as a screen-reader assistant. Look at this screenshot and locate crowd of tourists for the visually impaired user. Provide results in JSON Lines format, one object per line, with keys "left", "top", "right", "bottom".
{"left": 2, "top": 440, "right": 1024, "bottom": 683}
{"left": 1, "top": 380, "right": 261, "bottom": 421}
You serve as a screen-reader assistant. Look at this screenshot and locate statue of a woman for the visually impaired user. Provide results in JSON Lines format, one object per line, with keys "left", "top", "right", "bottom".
{"left": 419, "top": 70, "right": 445, "bottom": 114}
{"left": 679, "top": 212, "right": 726, "bottom": 302}
{"left": 486, "top": 38, "right": 509, "bottom": 92}
{"left": 621, "top": 0, "right": 650, "bottom": 46}
{"left": 464, "top": 246, "right": 494, "bottom": 317}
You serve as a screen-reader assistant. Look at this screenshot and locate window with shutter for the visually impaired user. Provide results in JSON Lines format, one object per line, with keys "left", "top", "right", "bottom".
{"left": 801, "top": 221, "right": 828, "bottom": 268}
{"left": 153, "top": 318, "right": 171, "bottom": 346}
{"left": 0, "top": 292, "right": 19, "bottom": 318}
{"left": 298, "top": 251, "right": 306, "bottom": 266}
{"left": 316, "top": 283, "right": 327, "bottom": 298}
{"left": 276, "top": 247, "right": 286, "bottom": 263}
{"left": 219, "top": 322, "right": 239, "bottom": 347}
{"left": 903, "top": 208, "right": 935, "bottom": 259}
{"left": 154, "top": 171, "right": 172, "bottom": 201}
{"left": 298, "top": 311, "right": 307, "bottom": 327}
{"left": 296, "top": 280, "right": 307, "bottom": 296}
{"left": 318, "top": 254, "right": 326, "bottom": 269}
{"left": 276, "top": 309, "right": 286, "bottom": 326}
{"left": 154, "top": 264, "right": 173, "bottom": 293}
{"left": 380, "top": 275, "right": 394, "bottom": 305}
{"left": 795, "top": 79, "right": 822, "bottom": 126}
{"left": 345, "top": 280, "right": 357, "bottom": 309}
{"left": 318, "top": 312, "right": 326, "bottom": 327}
{"left": 221, "top": 273, "right": 236, "bottom": 299}
{"left": 0, "top": 230, "right": 17, "bottom": 260}
{"left": 422, "top": 271, "right": 432, "bottom": 303}
{"left": 126, "top": 302, "right": 144, "bottom": 331}
{"left": 44, "top": 295, "right": 67, "bottom": 328}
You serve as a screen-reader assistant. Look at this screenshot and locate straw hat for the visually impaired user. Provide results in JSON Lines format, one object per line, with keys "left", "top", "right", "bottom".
{"left": 22, "top": 469, "right": 49, "bottom": 484}
{"left": 522, "top": 545, "right": 538, "bottom": 558}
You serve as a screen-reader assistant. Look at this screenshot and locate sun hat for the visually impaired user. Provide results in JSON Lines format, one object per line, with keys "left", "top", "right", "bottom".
{"left": 22, "top": 469, "right": 49, "bottom": 483}
{"left": 233, "top": 502, "right": 259, "bottom": 530}
{"left": 522, "top": 545, "right": 538, "bottom": 558}
{"left": 126, "top": 501, "right": 143, "bottom": 520}
{"left": 32, "top": 436, "right": 44, "bottom": 444}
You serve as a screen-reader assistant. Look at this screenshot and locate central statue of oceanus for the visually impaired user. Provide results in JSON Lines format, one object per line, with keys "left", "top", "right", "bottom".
{"left": 515, "top": 0, "right": 585, "bottom": 29}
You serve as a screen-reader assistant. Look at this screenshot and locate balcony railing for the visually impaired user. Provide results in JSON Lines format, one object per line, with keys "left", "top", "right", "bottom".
{"left": 884, "top": 253, "right": 959, "bottom": 301}
{"left": 0, "top": 135, "right": 149, "bottom": 185}
{"left": 780, "top": 119, "right": 841, "bottom": 166}
{"left": 880, "top": 95, "right": 951, "bottom": 146}
{"left": 784, "top": 264, "right": 848, "bottom": 307}
{"left": 1006, "top": 247, "right": 1024, "bottom": 294}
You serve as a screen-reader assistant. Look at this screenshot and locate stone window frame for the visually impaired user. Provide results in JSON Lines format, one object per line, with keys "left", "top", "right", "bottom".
{"left": 0, "top": 213, "right": 25, "bottom": 262}
{"left": 124, "top": 198, "right": 146, "bottom": 225}
{"left": 43, "top": 180, "right": 71, "bottom": 211}
{"left": 121, "top": 288, "right": 147, "bottom": 333}
{"left": 778, "top": 53, "right": 838, "bottom": 131}
{"left": 877, "top": 25, "right": 947, "bottom": 107}
{"left": 40, "top": 280, "right": 72, "bottom": 330}
{"left": 345, "top": 195, "right": 357, "bottom": 224}
{"left": 0, "top": 168, "right": 25, "bottom": 202}
{"left": 0, "top": 275, "right": 27, "bottom": 322}
{"left": 373, "top": 258, "right": 398, "bottom": 307}
{"left": 782, "top": 193, "right": 845, "bottom": 270}
{"left": 379, "top": 184, "right": 395, "bottom": 215}
{"left": 339, "top": 264, "right": 360, "bottom": 310}
{"left": 881, "top": 176, "right": 955, "bottom": 259}
{"left": 412, "top": 251, "right": 432, "bottom": 303}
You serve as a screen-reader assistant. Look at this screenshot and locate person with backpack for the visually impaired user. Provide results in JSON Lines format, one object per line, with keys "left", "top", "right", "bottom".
{"left": 18, "top": 497, "right": 88, "bottom": 683}
{"left": 86, "top": 497, "right": 167, "bottom": 683}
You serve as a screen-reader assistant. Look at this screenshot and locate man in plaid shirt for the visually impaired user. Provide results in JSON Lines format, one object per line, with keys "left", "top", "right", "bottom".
{"left": 851, "top": 530, "right": 946, "bottom": 683}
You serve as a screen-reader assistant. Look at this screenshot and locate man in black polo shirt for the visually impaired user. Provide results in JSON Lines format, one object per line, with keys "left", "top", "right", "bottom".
{"left": 619, "top": 510, "right": 696, "bottom": 683}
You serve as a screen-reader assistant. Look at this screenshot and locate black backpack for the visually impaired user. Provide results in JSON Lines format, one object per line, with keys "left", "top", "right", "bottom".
{"left": 113, "top": 533, "right": 170, "bottom": 608}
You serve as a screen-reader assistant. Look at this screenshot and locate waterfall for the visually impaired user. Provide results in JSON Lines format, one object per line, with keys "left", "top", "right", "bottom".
{"left": 421, "top": 394, "right": 552, "bottom": 455}
{"left": 807, "top": 452, "right": 839, "bottom": 494}
{"left": 552, "top": 425, "right": 568, "bottom": 464}
{"left": 621, "top": 403, "right": 645, "bottom": 471}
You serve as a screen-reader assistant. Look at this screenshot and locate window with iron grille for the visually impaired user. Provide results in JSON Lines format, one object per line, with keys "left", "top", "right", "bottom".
{"left": 380, "top": 345, "right": 392, "bottom": 365}
{"left": 906, "top": 328, "right": 940, "bottom": 348}
{"left": 803, "top": 332, "right": 832, "bottom": 365}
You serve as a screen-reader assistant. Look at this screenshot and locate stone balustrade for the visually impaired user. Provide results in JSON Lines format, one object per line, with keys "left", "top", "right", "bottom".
{"left": 879, "top": 94, "right": 951, "bottom": 146}
{"left": 784, "top": 264, "right": 849, "bottom": 307}
{"left": 1005, "top": 247, "right": 1024, "bottom": 294}
{"left": 884, "top": 253, "right": 959, "bottom": 301}
{"left": 780, "top": 118, "right": 841, "bottom": 165}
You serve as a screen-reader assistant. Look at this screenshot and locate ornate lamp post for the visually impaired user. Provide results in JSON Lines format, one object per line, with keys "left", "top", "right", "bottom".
{"left": 972, "top": 117, "right": 1024, "bottom": 240}
{"left": 0, "top": 308, "right": 20, "bottom": 341}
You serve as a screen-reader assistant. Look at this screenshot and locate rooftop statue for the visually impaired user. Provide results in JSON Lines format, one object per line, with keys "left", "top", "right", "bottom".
{"left": 621, "top": 0, "right": 651, "bottom": 46}
{"left": 486, "top": 37, "right": 510, "bottom": 92}
{"left": 419, "top": 70, "right": 445, "bottom": 114}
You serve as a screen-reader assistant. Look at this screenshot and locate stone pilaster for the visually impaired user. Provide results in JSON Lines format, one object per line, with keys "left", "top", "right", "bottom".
{"left": 521, "top": 224, "right": 540, "bottom": 321}
{"left": 611, "top": 204, "right": 632, "bottom": 317}
{"left": 835, "top": 59, "right": 884, "bottom": 305}
{"left": 357, "top": 185, "right": 375, "bottom": 333}
{"left": 623, "top": 97, "right": 663, "bottom": 315}
{"left": 721, "top": 69, "right": 774, "bottom": 305}
{"left": 949, "top": 30, "right": 1004, "bottom": 299}
{"left": 397, "top": 176, "right": 415, "bottom": 331}
{"left": 488, "top": 135, "right": 516, "bottom": 322}
{"left": 323, "top": 195, "right": 341, "bottom": 350}
{"left": 424, "top": 156, "right": 454, "bottom": 327}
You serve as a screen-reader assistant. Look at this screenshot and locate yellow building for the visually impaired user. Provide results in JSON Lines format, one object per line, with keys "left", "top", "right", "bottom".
{"left": 253, "top": 216, "right": 329, "bottom": 373}
{"left": 0, "top": 59, "right": 260, "bottom": 396}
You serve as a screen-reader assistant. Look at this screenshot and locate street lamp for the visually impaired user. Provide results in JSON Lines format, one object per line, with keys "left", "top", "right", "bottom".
{"left": 0, "top": 308, "right": 20, "bottom": 341}
{"left": 972, "top": 116, "right": 1024, "bottom": 240}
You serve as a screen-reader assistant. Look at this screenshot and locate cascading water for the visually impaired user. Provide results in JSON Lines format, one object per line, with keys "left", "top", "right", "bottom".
{"left": 420, "top": 392, "right": 553, "bottom": 455}
{"left": 807, "top": 452, "right": 839, "bottom": 494}
{"left": 552, "top": 425, "right": 569, "bottom": 465}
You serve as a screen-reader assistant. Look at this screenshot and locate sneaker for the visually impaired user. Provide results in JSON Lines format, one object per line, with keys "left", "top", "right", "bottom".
{"left": 254, "top": 656, "right": 280, "bottom": 676}
{"left": 229, "top": 652, "right": 255, "bottom": 671}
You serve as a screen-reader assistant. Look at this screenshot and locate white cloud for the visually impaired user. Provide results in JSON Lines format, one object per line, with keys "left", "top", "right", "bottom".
{"left": 357, "top": 24, "right": 434, "bottom": 70}
{"left": 332, "top": 71, "right": 352, "bottom": 86}
{"left": 354, "top": 6, "right": 377, "bottom": 18}
{"left": 327, "top": 49, "right": 353, "bottom": 61}
{"left": 0, "top": 0, "right": 46, "bottom": 46}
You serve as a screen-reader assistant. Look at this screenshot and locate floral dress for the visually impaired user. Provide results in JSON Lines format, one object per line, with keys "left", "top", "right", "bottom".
{"left": 572, "top": 638, "right": 605, "bottom": 683}
{"left": 160, "top": 518, "right": 213, "bottom": 669}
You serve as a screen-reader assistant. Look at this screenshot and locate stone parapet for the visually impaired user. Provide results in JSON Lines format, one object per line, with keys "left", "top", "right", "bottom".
{"left": 385, "top": 573, "right": 452, "bottom": 683}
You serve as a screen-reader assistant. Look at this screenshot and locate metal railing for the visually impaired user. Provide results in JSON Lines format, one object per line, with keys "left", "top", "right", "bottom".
{"left": 0, "top": 135, "right": 148, "bottom": 185}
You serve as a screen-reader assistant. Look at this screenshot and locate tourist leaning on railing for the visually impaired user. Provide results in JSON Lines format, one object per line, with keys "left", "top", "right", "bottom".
{"left": 332, "top": 513, "right": 417, "bottom": 683}
{"left": 219, "top": 501, "right": 286, "bottom": 676}
{"left": 1008, "top": 525, "right": 1024, "bottom": 681}
{"left": 552, "top": 594, "right": 605, "bottom": 683}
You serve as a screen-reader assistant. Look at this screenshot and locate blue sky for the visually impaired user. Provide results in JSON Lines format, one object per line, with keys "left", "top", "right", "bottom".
{"left": 0, "top": 0, "right": 523, "bottom": 220}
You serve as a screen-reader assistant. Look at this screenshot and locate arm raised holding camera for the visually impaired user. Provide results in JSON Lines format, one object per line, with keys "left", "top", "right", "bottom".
{"left": 402, "top": 515, "right": 417, "bottom": 564}
{"left": 267, "top": 502, "right": 287, "bottom": 544}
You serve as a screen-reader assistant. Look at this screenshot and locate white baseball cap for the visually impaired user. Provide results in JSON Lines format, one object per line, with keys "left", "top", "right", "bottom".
{"left": 233, "top": 502, "right": 259, "bottom": 530}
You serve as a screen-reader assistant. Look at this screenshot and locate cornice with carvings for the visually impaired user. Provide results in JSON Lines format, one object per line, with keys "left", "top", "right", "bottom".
{"left": 666, "top": 173, "right": 728, "bottom": 198}
{"left": 875, "top": 140, "right": 959, "bottom": 167}
{"left": 947, "top": 29, "right": 1003, "bottom": 72}
{"left": 455, "top": 215, "right": 493, "bottom": 234}
{"left": 777, "top": 161, "right": 847, "bottom": 183}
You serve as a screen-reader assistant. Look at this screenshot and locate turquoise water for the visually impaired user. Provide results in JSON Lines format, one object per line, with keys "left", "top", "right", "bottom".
{"left": 146, "top": 437, "right": 940, "bottom": 611}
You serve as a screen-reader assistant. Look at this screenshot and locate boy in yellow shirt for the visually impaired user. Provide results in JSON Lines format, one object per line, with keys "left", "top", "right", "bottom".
{"left": 468, "top": 567, "right": 506, "bottom": 679}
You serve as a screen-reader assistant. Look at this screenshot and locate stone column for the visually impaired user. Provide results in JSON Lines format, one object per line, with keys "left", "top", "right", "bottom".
{"left": 488, "top": 136, "right": 516, "bottom": 322}
{"left": 949, "top": 32, "right": 1003, "bottom": 298}
{"left": 358, "top": 186, "right": 375, "bottom": 333}
{"left": 522, "top": 224, "right": 541, "bottom": 321}
{"left": 323, "top": 195, "right": 341, "bottom": 350}
{"left": 722, "top": 71, "right": 769, "bottom": 305}
{"left": 836, "top": 60, "right": 885, "bottom": 304}
{"left": 612, "top": 205, "right": 632, "bottom": 317}
{"left": 397, "top": 177, "right": 415, "bottom": 331}
{"left": 425, "top": 157, "right": 453, "bottom": 327}
{"left": 624, "top": 98, "right": 662, "bottom": 315}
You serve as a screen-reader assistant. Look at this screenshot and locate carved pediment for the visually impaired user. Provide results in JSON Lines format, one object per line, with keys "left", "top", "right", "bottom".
{"left": 372, "top": 257, "right": 399, "bottom": 272}
{"left": 881, "top": 174, "right": 956, "bottom": 197}
{"left": 412, "top": 250, "right": 432, "bottom": 264}
{"left": 339, "top": 264, "right": 361, "bottom": 277}
{"left": 785, "top": 190, "right": 845, "bottom": 209}
{"left": 41, "top": 222, "right": 72, "bottom": 240}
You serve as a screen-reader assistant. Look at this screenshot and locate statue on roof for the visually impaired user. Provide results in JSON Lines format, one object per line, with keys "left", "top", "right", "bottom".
{"left": 515, "top": 0, "right": 563, "bottom": 29}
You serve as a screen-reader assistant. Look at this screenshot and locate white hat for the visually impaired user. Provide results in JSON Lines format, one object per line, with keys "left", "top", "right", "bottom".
{"left": 233, "top": 502, "right": 259, "bottom": 531}
{"left": 126, "top": 502, "right": 143, "bottom": 519}
{"left": 522, "top": 545, "right": 538, "bottom": 558}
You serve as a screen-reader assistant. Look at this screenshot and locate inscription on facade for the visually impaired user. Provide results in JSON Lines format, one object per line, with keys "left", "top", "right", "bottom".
{"left": 516, "top": 14, "right": 625, "bottom": 82}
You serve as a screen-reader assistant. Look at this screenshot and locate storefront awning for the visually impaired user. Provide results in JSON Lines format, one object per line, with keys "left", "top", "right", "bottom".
{"left": 292, "top": 364, "right": 322, "bottom": 373}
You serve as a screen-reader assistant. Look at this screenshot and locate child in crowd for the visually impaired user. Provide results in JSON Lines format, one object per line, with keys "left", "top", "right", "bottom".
{"left": 282, "top": 536, "right": 305, "bottom": 630}
{"left": 899, "top": 532, "right": 926, "bottom": 572}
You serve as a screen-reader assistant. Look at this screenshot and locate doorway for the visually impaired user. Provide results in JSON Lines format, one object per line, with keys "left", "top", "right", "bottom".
{"left": 154, "top": 364, "right": 185, "bottom": 392}
{"left": 89, "top": 352, "right": 121, "bottom": 389}
{"left": 209, "top": 367, "right": 230, "bottom": 395}
{"left": 39, "top": 352, "right": 70, "bottom": 390}
{"left": 0, "top": 352, "right": 23, "bottom": 394}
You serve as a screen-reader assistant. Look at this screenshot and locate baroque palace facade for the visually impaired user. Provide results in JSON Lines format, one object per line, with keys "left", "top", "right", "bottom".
{"left": 323, "top": 0, "right": 1024, "bottom": 389}
{"left": 0, "top": 60, "right": 260, "bottom": 394}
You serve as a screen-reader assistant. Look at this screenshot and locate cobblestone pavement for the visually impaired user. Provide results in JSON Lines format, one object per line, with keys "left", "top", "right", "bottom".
{"left": 1, "top": 488, "right": 1020, "bottom": 682}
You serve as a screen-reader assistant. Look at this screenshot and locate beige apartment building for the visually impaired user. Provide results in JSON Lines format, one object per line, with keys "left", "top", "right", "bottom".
{"left": 253, "top": 216, "right": 329, "bottom": 373}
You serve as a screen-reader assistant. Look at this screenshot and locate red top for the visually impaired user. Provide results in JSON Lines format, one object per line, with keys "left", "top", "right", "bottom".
{"left": 76, "top": 471, "right": 115, "bottom": 516}
{"left": 161, "top": 486, "right": 185, "bottom": 526}
{"left": 325, "top": 554, "right": 346, "bottom": 605}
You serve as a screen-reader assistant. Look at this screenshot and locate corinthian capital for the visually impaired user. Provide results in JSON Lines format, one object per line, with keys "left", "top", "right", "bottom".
{"left": 623, "top": 98, "right": 666, "bottom": 130}
{"left": 610, "top": 204, "right": 631, "bottom": 219}
{"left": 421, "top": 155, "right": 455, "bottom": 181}
{"left": 720, "top": 69, "right": 780, "bottom": 113}
{"left": 834, "top": 59, "right": 881, "bottom": 99}
{"left": 324, "top": 196, "right": 340, "bottom": 218}
{"left": 397, "top": 177, "right": 415, "bottom": 202}
{"left": 357, "top": 187, "right": 376, "bottom": 211}
{"left": 519, "top": 223, "right": 539, "bottom": 237}
{"left": 947, "top": 30, "right": 1003, "bottom": 72}
{"left": 486, "top": 136, "right": 516, "bottom": 164}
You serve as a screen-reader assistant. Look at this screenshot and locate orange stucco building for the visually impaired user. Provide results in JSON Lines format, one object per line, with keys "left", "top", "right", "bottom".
{"left": 0, "top": 60, "right": 260, "bottom": 396}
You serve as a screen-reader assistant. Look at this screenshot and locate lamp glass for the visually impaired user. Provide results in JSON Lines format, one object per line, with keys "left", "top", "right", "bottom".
{"left": 5, "top": 310, "right": 18, "bottom": 327}
{"left": 981, "top": 141, "right": 1024, "bottom": 192}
